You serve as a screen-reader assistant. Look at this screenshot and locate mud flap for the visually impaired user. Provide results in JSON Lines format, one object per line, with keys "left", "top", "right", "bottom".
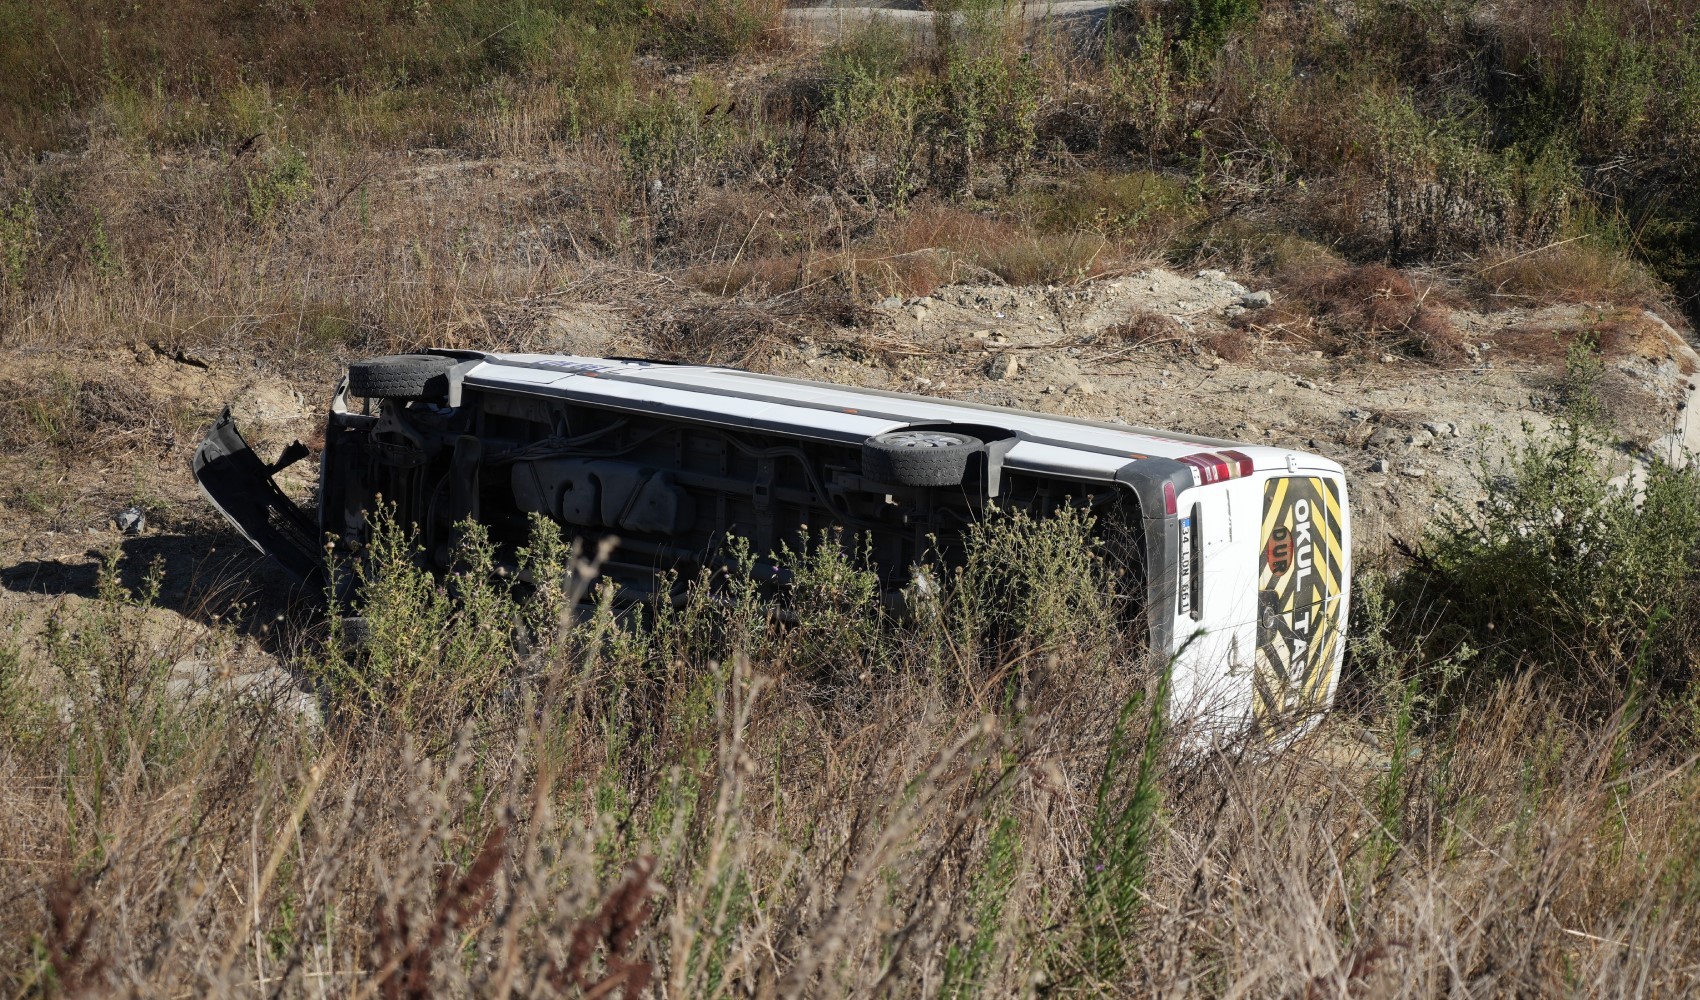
{"left": 193, "top": 408, "right": 324, "bottom": 582}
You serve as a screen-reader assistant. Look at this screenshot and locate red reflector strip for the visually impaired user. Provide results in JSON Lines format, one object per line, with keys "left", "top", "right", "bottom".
{"left": 1181, "top": 451, "right": 1256, "bottom": 484}
{"left": 1179, "top": 453, "right": 1231, "bottom": 485}
{"left": 1162, "top": 481, "right": 1177, "bottom": 515}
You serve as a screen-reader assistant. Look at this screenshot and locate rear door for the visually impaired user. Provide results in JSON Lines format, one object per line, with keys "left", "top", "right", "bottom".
{"left": 1253, "top": 474, "right": 1348, "bottom": 729}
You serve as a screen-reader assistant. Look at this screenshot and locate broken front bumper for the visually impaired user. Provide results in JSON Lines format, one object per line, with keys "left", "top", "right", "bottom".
{"left": 192, "top": 408, "right": 324, "bottom": 582}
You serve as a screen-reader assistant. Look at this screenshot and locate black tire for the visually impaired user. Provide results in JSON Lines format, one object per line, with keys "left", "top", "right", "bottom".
{"left": 338, "top": 615, "right": 372, "bottom": 649}
{"left": 862, "top": 430, "right": 982, "bottom": 487}
{"left": 346, "top": 354, "right": 455, "bottom": 401}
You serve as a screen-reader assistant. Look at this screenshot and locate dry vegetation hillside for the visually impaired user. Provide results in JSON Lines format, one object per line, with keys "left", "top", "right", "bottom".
{"left": 7, "top": 0, "right": 1700, "bottom": 996}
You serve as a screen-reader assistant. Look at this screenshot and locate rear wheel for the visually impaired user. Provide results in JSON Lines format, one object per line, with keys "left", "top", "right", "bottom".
{"left": 862, "top": 430, "right": 982, "bottom": 487}
{"left": 347, "top": 354, "right": 455, "bottom": 401}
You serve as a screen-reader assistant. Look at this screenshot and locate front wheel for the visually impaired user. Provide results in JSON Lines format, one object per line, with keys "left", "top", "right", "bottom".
{"left": 346, "top": 354, "right": 456, "bottom": 401}
{"left": 862, "top": 430, "right": 982, "bottom": 487}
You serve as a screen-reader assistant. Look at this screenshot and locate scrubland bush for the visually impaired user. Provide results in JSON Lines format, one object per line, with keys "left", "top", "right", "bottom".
{"left": 1089, "top": 0, "right": 1700, "bottom": 306}
{"left": 0, "top": 0, "right": 785, "bottom": 147}
{"left": 1383, "top": 349, "right": 1700, "bottom": 730}
{"left": 1477, "top": 239, "right": 1667, "bottom": 307}
{"left": 817, "top": 62, "right": 931, "bottom": 205}
{"left": 810, "top": 9, "right": 1040, "bottom": 205}
{"left": 0, "top": 188, "right": 38, "bottom": 295}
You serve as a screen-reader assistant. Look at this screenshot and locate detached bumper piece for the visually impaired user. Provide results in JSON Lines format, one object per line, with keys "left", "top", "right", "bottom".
{"left": 193, "top": 408, "right": 324, "bottom": 582}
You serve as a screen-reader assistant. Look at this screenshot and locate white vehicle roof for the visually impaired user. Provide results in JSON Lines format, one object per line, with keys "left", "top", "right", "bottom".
{"left": 459, "top": 353, "right": 1344, "bottom": 488}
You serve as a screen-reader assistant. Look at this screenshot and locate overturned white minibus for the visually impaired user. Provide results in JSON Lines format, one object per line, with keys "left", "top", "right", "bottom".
{"left": 195, "top": 351, "right": 1350, "bottom": 731}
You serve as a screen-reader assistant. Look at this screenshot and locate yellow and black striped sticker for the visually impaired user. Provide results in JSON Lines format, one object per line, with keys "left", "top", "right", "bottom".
{"left": 1254, "top": 476, "right": 1345, "bottom": 728}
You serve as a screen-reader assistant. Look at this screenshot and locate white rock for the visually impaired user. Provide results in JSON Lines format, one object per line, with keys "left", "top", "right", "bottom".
{"left": 1370, "top": 458, "right": 1390, "bottom": 473}
{"left": 1648, "top": 432, "right": 1690, "bottom": 469}
{"left": 989, "top": 355, "right": 1020, "bottom": 380}
{"left": 1196, "top": 269, "right": 1227, "bottom": 281}
{"left": 1240, "top": 290, "right": 1274, "bottom": 309}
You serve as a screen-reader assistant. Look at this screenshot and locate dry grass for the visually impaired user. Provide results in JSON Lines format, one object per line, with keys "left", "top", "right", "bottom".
{"left": 695, "top": 204, "right": 1139, "bottom": 303}
{"left": 644, "top": 300, "right": 788, "bottom": 369}
{"left": 0, "top": 371, "right": 188, "bottom": 458}
{"left": 1476, "top": 240, "right": 1668, "bottom": 310}
{"left": 1493, "top": 309, "right": 1700, "bottom": 392}
{"left": 7, "top": 551, "right": 1700, "bottom": 996}
{"left": 1105, "top": 309, "right": 1255, "bottom": 362}
{"left": 1245, "top": 264, "right": 1467, "bottom": 362}
{"left": 0, "top": 141, "right": 591, "bottom": 361}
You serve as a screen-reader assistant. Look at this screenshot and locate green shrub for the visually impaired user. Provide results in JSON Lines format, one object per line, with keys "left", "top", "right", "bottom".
{"left": 815, "top": 2, "right": 1039, "bottom": 202}
{"left": 940, "top": 814, "right": 1020, "bottom": 999}
{"left": 932, "top": 48, "right": 1040, "bottom": 195}
{"left": 1176, "top": 0, "right": 1258, "bottom": 56}
{"left": 926, "top": 3, "right": 1040, "bottom": 197}
{"left": 645, "top": 0, "right": 783, "bottom": 61}
{"left": 1104, "top": 21, "right": 1189, "bottom": 155}
{"left": 0, "top": 187, "right": 37, "bottom": 293}
{"left": 1026, "top": 169, "right": 1190, "bottom": 236}
{"left": 821, "top": 17, "right": 911, "bottom": 84}
{"left": 1402, "top": 361, "right": 1700, "bottom": 721}
{"left": 245, "top": 146, "right": 314, "bottom": 226}
{"left": 1541, "top": 1, "right": 1662, "bottom": 160}
{"left": 38, "top": 549, "right": 219, "bottom": 844}
{"left": 0, "top": 612, "right": 44, "bottom": 747}
{"left": 775, "top": 529, "right": 884, "bottom": 682}
{"left": 618, "top": 88, "right": 742, "bottom": 191}
{"left": 317, "top": 511, "right": 529, "bottom": 732}
{"left": 817, "top": 64, "right": 930, "bottom": 205}
{"left": 1356, "top": 91, "right": 1581, "bottom": 259}
{"left": 1071, "top": 654, "right": 1171, "bottom": 984}
{"left": 946, "top": 505, "right": 1123, "bottom": 669}
{"left": 86, "top": 209, "right": 121, "bottom": 279}
{"left": 314, "top": 499, "right": 1136, "bottom": 733}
